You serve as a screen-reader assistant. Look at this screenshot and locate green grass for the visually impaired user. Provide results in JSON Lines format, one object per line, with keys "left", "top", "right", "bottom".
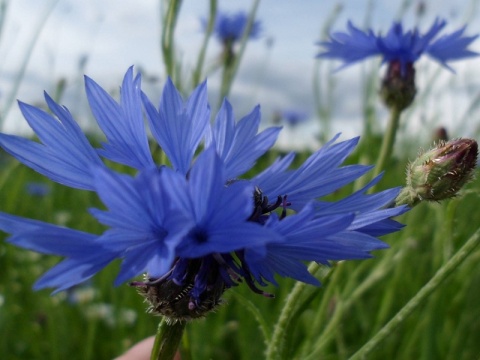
{"left": 0, "top": 143, "right": 479, "bottom": 360}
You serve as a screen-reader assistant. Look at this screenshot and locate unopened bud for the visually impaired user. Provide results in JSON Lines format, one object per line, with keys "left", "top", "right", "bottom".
{"left": 380, "top": 60, "right": 417, "bottom": 111}
{"left": 396, "top": 138, "right": 478, "bottom": 207}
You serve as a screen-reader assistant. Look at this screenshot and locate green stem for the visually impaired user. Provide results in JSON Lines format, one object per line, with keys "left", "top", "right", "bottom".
{"left": 192, "top": 0, "right": 217, "bottom": 87}
{"left": 0, "top": 0, "right": 60, "bottom": 129}
{"left": 150, "top": 319, "right": 186, "bottom": 360}
{"left": 348, "top": 227, "right": 480, "bottom": 360}
{"left": 217, "top": 0, "right": 261, "bottom": 108}
{"left": 304, "top": 249, "right": 404, "bottom": 360}
{"left": 265, "top": 262, "right": 320, "bottom": 360}
{"left": 369, "top": 106, "right": 402, "bottom": 192}
{"left": 161, "top": 0, "right": 183, "bottom": 80}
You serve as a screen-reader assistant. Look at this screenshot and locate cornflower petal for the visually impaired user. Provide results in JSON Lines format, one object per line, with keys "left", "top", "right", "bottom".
{"left": 318, "top": 18, "right": 477, "bottom": 72}
{"left": 206, "top": 99, "right": 281, "bottom": 180}
{"left": 427, "top": 26, "right": 479, "bottom": 68}
{"left": 0, "top": 95, "right": 103, "bottom": 190}
{"left": 245, "top": 204, "right": 381, "bottom": 286}
{"left": 85, "top": 66, "right": 154, "bottom": 169}
{"left": 314, "top": 176, "right": 407, "bottom": 237}
{"left": 142, "top": 78, "right": 210, "bottom": 175}
{"left": 89, "top": 166, "right": 190, "bottom": 282}
{"left": 254, "top": 135, "right": 372, "bottom": 210}
{"left": 34, "top": 256, "right": 113, "bottom": 293}
{"left": 317, "top": 20, "right": 379, "bottom": 66}
{"left": 161, "top": 147, "right": 277, "bottom": 258}
{"left": 0, "top": 213, "right": 116, "bottom": 292}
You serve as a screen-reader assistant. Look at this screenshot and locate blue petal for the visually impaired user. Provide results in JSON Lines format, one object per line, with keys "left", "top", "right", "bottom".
{"left": 0, "top": 212, "right": 98, "bottom": 256}
{"left": 317, "top": 20, "right": 380, "bottom": 67}
{"left": 34, "top": 254, "right": 114, "bottom": 293}
{"left": 85, "top": 66, "right": 154, "bottom": 169}
{"left": 255, "top": 136, "right": 370, "bottom": 210}
{"left": 314, "top": 175, "right": 401, "bottom": 215}
{"left": 427, "top": 26, "right": 479, "bottom": 70}
{"left": 207, "top": 99, "right": 281, "bottom": 180}
{"left": 318, "top": 18, "right": 477, "bottom": 72}
{"left": 0, "top": 212, "right": 116, "bottom": 292}
{"left": 142, "top": 78, "right": 210, "bottom": 175}
{"left": 164, "top": 147, "right": 276, "bottom": 258}
{"left": 0, "top": 98, "right": 104, "bottom": 190}
{"left": 89, "top": 166, "right": 191, "bottom": 283}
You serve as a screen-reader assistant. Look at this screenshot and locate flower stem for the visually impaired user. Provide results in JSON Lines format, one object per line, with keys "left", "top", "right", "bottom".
{"left": 348, "top": 226, "right": 480, "bottom": 360}
{"left": 265, "top": 262, "right": 321, "bottom": 360}
{"left": 192, "top": 0, "right": 217, "bottom": 87}
{"left": 161, "top": 0, "right": 183, "bottom": 80}
{"left": 217, "top": 0, "right": 261, "bottom": 108}
{"left": 150, "top": 319, "right": 186, "bottom": 360}
{"left": 369, "top": 106, "right": 402, "bottom": 192}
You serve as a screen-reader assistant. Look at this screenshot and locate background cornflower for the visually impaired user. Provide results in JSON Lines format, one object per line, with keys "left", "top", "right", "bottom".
{"left": 273, "top": 109, "right": 310, "bottom": 127}
{"left": 317, "top": 18, "right": 478, "bottom": 74}
{"left": 211, "top": 11, "right": 262, "bottom": 45}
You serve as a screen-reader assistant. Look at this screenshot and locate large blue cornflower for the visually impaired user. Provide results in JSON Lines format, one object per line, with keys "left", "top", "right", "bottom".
{"left": 0, "top": 67, "right": 407, "bottom": 321}
{"left": 211, "top": 11, "right": 261, "bottom": 45}
{"left": 317, "top": 18, "right": 478, "bottom": 74}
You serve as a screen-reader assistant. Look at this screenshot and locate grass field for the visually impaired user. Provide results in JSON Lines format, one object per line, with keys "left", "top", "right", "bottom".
{"left": 0, "top": 140, "right": 479, "bottom": 359}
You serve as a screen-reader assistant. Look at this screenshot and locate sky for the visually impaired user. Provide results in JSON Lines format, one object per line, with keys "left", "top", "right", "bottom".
{"left": 0, "top": 0, "right": 479, "bottom": 150}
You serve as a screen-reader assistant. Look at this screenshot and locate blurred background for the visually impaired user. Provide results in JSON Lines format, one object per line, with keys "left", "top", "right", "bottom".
{"left": 1, "top": 0, "right": 479, "bottom": 149}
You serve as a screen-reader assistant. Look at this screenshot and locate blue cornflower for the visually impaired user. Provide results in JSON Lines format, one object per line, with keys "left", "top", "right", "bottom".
{"left": 0, "top": 67, "right": 407, "bottom": 321}
{"left": 318, "top": 18, "right": 478, "bottom": 74}
{"left": 25, "top": 182, "right": 51, "bottom": 196}
{"left": 211, "top": 11, "right": 261, "bottom": 45}
{"left": 275, "top": 109, "right": 309, "bottom": 126}
{"left": 318, "top": 18, "right": 478, "bottom": 110}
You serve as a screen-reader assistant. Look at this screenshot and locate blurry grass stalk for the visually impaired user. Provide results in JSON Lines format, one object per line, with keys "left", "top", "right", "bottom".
{"left": 150, "top": 319, "right": 186, "bottom": 360}
{"left": 217, "top": 0, "right": 261, "bottom": 109}
{"left": 266, "top": 262, "right": 339, "bottom": 360}
{"left": 0, "top": 0, "right": 8, "bottom": 44}
{"left": 0, "top": 0, "right": 60, "bottom": 130}
{"left": 371, "top": 105, "right": 402, "bottom": 180}
{"left": 313, "top": 3, "right": 342, "bottom": 143}
{"left": 265, "top": 261, "right": 323, "bottom": 360}
{"left": 302, "top": 247, "right": 406, "bottom": 359}
{"left": 161, "top": 0, "right": 183, "bottom": 82}
{"left": 192, "top": 0, "right": 217, "bottom": 87}
{"left": 348, "top": 226, "right": 480, "bottom": 360}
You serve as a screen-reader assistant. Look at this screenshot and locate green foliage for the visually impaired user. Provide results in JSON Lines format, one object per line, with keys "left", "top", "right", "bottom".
{"left": 0, "top": 146, "right": 479, "bottom": 359}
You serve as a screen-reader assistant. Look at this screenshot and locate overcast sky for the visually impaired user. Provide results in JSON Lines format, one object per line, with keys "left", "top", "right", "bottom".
{"left": 1, "top": 0, "right": 479, "bottom": 150}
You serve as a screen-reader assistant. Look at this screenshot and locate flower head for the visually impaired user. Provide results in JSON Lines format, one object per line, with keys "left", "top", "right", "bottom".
{"left": 273, "top": 109, "right": 309, "bottom": 126}
{"left": 318, "top": 18, "right": 478, "bottom": 110}
{"left": 318, "top": 18, "right": 478, "bottom": 74}
{"left": 0, "top": 67, "right": 407, "bottom": 321}
{"left": 210, "top": 11, "right": 261, "bottom": 45}
{"left": 25, "top": 182, "right": 51, "bottom": 197}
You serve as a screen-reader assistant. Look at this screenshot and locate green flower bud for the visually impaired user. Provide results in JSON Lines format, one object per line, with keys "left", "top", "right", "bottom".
{"left": 396, "top": 138, "right": 478, "bottom": 207}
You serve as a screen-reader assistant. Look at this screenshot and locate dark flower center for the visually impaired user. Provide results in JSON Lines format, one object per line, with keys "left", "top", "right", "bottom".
{"left": 249, "top": 186, "right": 290, "bottom": 224}
{"left": 132, "top": 186, "right": 289, "bottom": 321}
{"left": 190, "top": 227, "right": 209, "bottom": 244}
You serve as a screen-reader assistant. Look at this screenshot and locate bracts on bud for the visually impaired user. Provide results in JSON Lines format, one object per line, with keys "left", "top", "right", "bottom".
{"left": 380, "top": 60, "right": 417, "bottom": 111}
{"left": 396, "top": 138, "right": 478, "bottom": 207}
